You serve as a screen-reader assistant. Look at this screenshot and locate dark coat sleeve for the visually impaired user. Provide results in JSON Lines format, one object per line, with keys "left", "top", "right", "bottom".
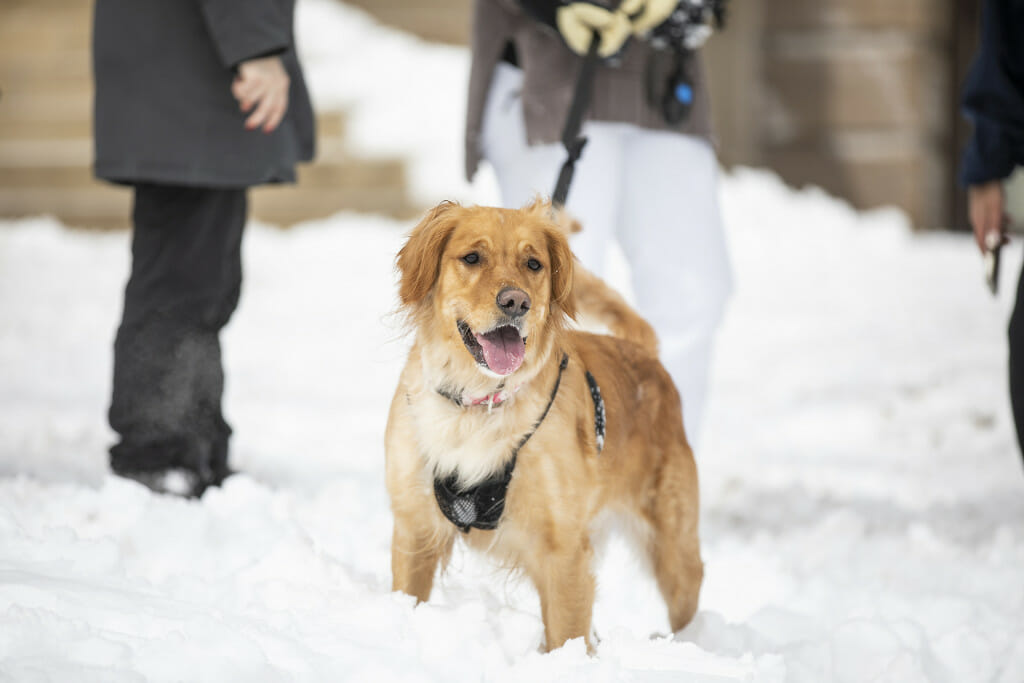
{"left": 196, "top": 0, "right": 291, "bottom": 68}
{"left": 961, "top": 0, "right": 1024, "bottom": 185}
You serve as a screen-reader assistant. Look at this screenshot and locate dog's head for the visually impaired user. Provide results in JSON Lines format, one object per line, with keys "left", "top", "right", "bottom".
{"left": 397, "top": 199, "right": 576, "bottom": 379}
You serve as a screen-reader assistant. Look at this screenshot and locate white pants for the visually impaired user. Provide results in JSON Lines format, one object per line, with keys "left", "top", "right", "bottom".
{"left": 480, "top": 63, "right": 732, "bottom": 446}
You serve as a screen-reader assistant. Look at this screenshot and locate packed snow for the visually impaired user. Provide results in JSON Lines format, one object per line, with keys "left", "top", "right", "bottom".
{"left": 2, "top": 1, "right": 1023, "bottom": 681}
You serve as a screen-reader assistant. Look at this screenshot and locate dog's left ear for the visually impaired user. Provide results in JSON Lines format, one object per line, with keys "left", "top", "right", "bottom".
{"left": 397, "top": 201, "right": 459, "bottom": 307}
{"left": 545, "top": 226, "right": 577, "bottom": 320}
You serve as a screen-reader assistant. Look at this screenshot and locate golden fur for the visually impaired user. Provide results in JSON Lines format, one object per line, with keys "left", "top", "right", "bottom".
{"left": 385, "top": 199, "right": 702, "bottom": 651}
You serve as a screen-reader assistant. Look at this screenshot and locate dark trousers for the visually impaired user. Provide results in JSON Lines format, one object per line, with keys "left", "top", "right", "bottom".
{"left": 1011, "top": 260, "right": 1024, "bottom": 464}
{"left": 109, "top": 184, "right": 247, "bottom": 481}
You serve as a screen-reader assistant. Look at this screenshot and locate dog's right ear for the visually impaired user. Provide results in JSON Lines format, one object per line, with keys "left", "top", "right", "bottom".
{"left": 397, "top": 201, "right": 459, "bottom": 307}
{"left": 544, "top": 224, "right": 577, "bottom": 320}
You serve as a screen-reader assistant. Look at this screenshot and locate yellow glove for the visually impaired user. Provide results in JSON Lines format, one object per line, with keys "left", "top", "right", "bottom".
{"left": 555, "top": 2, "right": 633, "bottom": 57}
{"left": 630, "top": 0, "right": 677, "bottom": 36}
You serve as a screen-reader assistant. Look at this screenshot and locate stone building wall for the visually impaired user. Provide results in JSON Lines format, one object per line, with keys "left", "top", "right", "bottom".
{"left": 756, "top": 0, "right": 957, "bottom": 228}
{"left": 350, "top": 0, "right": 975, "bottom": 228}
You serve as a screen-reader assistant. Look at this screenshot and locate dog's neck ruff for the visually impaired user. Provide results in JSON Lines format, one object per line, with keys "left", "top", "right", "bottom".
{"left": 433, "top": 353, "right": 569, "bottom": 533}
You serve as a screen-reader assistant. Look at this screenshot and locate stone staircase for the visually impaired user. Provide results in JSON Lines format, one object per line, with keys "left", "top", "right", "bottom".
{"left": 0, "top": 0, "right": 417, "bottom": 229}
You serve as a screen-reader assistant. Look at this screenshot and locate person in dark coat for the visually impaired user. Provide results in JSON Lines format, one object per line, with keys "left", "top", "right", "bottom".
{"left": 962, "top": 0, "right": 1024, "bottom": 464}
{"left": 93, "top": 0, "right": 315, "bottom": 496}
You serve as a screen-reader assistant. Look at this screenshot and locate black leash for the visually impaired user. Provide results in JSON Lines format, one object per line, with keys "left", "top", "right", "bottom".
{"left": 551, "top": 31, "right": 602, "bottom": 209}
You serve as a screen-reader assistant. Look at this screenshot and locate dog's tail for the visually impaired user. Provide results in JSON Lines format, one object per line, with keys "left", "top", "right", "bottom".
{"left": 551, "top": 207, "right": 660, "bottom": 357}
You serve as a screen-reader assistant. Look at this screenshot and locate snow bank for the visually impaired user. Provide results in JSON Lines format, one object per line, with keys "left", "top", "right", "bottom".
{"left": 3, "top": 168, "right": 1022, "bottom": 680}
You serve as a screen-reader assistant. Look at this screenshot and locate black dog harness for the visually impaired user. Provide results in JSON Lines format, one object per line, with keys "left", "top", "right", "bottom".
{"left": 433, "top": 355, "right": 607, "bottom": 533}
{"left": 433, "top": 354, "right": 569, "bottom": 533}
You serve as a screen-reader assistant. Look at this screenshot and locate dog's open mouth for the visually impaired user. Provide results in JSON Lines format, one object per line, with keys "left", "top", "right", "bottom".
{"left": 458, "top": 321, "right": 526, "bottom": 376}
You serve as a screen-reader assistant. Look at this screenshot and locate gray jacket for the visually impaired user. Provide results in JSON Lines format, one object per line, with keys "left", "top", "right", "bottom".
{"left": 93, "top": 0, "right": 315, "bottom": 188}
{"left": 465, "top": 0, "right": 713, "bottom": 181}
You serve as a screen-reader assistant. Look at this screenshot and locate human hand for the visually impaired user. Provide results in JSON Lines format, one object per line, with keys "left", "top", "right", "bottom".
{"left": 968, "top": 180, "right": 1010, "bottom": 253}
{"left": 630, "top": 0, "right": 677, "bottom": 36}
{"left": 555, "top": 2, "right": 633, "bottom": 57}
{"left": 231, "top": 56, "right": 290, "bottom": 133}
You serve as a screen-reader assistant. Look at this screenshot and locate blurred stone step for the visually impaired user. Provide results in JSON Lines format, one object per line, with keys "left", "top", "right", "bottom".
{"left": 0, "top": 118, "right": 342, "bottom": 144}
{"left": 317, "top": 111, "right": 346, "bottom": 139}
{"left": 0, "top": 0, "right": 92, "bottom": 55}
{"left": 251, "top": 185, "right": 419, "bottom": 225}
{"left": 0, "top": 104, "right": 344, "bottom": 139}
{"left": 0, "top": 90, "right": 92, "bottom": 123}
{"left": 0, "top": 115, "right": 346, "bottom": 160}
{"left": 0, "top": 53, "right": 91, "bottom": 84}
{"left": 0, "top": 112, "right": 347, "bottom": 166}
{"left": 0, "top": 183, "right": 419, "bottom": 229}
{"left": 0, "top": 156, "right": 405, "bottom": 192}
{"left": 2, "top": 77, "right": 92, "bottom": 96}
{"left": 0, "top": 24, "right": 90, "bottom": 55}
{"left": 296, "top": 157, "right": 405, "bottom": 189}
{"left": 0, "top": 119, "right": 94, "bottom": 141}
{"left": 0, "top": 139, "right": 94, "bottom": 167}
{"left": 4, "top": 0, "right": 91, "bottom": 11}
{"left": 0, "top": 166, "right": 96, "bottom": 186}
{"left": 0, "top": 185, "right": 132, "bottom": 229}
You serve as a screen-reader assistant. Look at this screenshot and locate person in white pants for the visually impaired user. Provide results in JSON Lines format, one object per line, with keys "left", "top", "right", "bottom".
{"left": 480, "top": 61, "right": 732, "bottom": 447}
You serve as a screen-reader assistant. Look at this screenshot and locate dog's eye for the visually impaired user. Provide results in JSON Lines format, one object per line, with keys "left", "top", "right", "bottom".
{"left": 462, "top": 252, "right": 480, "bottom": 265}
{"left": 526, "top": 258, "right": 542, "bottom": 271}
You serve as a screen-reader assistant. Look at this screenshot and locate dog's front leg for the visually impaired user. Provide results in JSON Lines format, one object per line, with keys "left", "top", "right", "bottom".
{"left": 386, "top": 383, "right": 453, "bottom": 603}
{"left": 391, "top": 512, "right": 452, "bottom": 603}
{"left": 529, "top": 539, "right": 596, "bottom": 652}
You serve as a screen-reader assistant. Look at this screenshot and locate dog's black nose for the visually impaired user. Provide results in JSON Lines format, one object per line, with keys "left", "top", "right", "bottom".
{"left": 496, "top": 287, "right": 531, "bottom": 317}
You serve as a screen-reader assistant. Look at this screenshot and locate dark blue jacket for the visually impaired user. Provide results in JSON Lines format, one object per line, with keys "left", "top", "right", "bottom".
{"left": 962, "top": 0, "right": 1024, "bottom": 185}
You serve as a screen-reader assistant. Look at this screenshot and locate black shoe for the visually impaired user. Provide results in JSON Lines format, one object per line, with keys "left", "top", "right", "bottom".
{"left": 114, "top": 464, "right": 235, "bottom": 498}
{"left": 116, "top": 467, "right": 206, "bottom": 497}
{"left": 110, "top": 435, "right": 233, "bottom": 498}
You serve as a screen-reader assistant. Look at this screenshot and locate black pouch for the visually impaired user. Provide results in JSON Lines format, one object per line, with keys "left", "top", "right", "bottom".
{"left": 645, "top": 47, "right": 695, "bottom": 126}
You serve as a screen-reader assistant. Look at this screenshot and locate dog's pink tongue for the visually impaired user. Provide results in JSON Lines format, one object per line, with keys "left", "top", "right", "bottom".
{"left": 476, "top": 327, "right": 525, "bottom": 375}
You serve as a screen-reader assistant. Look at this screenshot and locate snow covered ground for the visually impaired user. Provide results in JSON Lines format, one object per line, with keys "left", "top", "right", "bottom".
{"left": 2, "top": 2, "right": 1024, "bottom": 681}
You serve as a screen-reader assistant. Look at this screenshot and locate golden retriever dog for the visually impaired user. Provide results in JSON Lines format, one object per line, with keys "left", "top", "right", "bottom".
{"left": 385, "top": 199, "right": 702, "bottom": 651}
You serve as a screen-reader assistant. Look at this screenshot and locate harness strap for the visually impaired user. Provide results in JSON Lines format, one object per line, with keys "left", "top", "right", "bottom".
{"left": 433, "top": 353, "right": 569, "bottom": 532}
{"left": 585, "top": 370, "right": 605, "bottom": 453}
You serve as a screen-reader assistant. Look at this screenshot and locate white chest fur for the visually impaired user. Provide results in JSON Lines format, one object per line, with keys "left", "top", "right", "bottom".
{"left": 411, "top": 392, "right": 528, "bottom": 488}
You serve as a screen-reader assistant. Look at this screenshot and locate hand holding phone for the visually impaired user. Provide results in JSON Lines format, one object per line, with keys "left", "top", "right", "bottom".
{"left": 985, "top": 230, "right": 1002, "bottom": 296}
{"left": 968, "top": 181, "right": 1010, "bottom": 296}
